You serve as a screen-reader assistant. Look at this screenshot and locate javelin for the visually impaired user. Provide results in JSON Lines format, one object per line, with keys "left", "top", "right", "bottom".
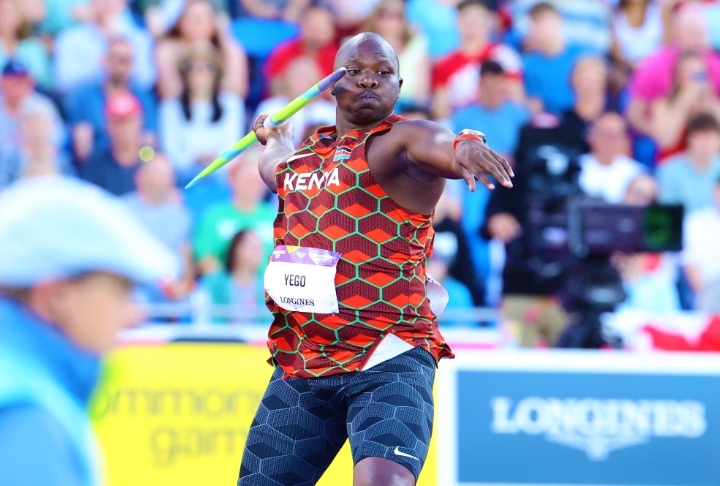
{"left": 185, "top": 67, "right": 348, "bottom": 189}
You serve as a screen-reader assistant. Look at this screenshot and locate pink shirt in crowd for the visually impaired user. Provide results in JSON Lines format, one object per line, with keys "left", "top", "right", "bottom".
{"left": 629, "top": 46, "right": 720, "bottom": 101}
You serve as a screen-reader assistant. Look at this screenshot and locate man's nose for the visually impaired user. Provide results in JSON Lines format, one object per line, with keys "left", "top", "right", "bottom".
{"left": 358, "top": 74, "right": 378, "bottom": 89}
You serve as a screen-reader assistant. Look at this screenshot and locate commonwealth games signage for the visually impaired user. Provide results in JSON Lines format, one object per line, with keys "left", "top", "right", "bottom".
{"left": 437, "top": 351, "right": 720, "bottom": 486}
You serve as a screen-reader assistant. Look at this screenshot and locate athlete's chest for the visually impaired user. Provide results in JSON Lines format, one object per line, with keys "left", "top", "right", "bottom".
{"left": 276, "top": 143, "right": 373, "bottom": 198}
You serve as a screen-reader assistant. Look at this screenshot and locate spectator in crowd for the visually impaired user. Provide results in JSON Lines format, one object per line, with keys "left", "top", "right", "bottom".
{"left": 476, "top": 58, "right": 610, "bottom": 349}
{"left": 613, "top": 174, "right": 681, "bottom": 313}
{"left": 406, "top": 0, "right": 461, "bottom": 59}
{"left": 54, "top": 0, "right": 156, "bottom": 93}
{"left": 235, "top": 0, "right": 311, "bottom": 22}
{"left": 124, "top": 153, "right": 194, "bottom": 302}
{"left": 562, "top": 56, "right": 609, "bottom": 134}
{"left": 0, "top": 0, "right": 52, "bottom": 90}
{"left": 431, "top": 0, "right": 523, "bottom": 120}
{"left": 263, "top": 6, "right": 337, "bottom": 96}
{"left": 452, "top": 60, "right": 530, "bottom": 161}
{"left": 626, "top": 3, "right": 720, "bottom": 137}
{"left": 319, "top": 0, "right": 379, "bottom": 40}
{"left": 609, "top": 0, "right": 663, "bottom": 97}
{"left": 0, "top": 96, "right": 72, "bottom": 189}
{"left": 646, "top": 51, "right": 720, "bottom": 159}
{"left": 579, "top": 112, "right": 645, "bottom": 203}
{"left": 522, "top": 2, "right": 589, "bottom": 115}
{"left": 193, "top": 147, "right": 275, "bottom": 276}
{"left": 66, "top": 37, "right": 157, "bottom": 162}
{"left": 155, "top": 0, "right": 248, "bottom": 99}
{"left": 160, "top": 42, "right": 244, "bottom": 184}
{"left": 432, "top": 191, "right": 484, "bottom": 308}
{"left": 253, "top": 56, "right": 335, "bottom": 146}
{"left": 0, "top": 60, "right": 62, "bottom": 158}
{"left": 141, "top": 0, "right": 231, "bottom": 38}
{"left": 657, "top": 113, "right": 720, "bottom": 214}
{"left": 508, "top": 0, "right": 611, "bottom": 55}
{"left": 200, "top": 229, "right": 267, "bottom": 324}
{"left": 0, "top": 177, "right": 176, "bottom": 486}
{"left": 682, "top": 175, "right": 720, "bottom": 312}
{"left": 79, "top": 91, "right": 144, "bottom": 196}
{"left": 612, "top": 0, "right": 663, "bottom": 68}
{"left": 36, "top": 0, "right": 93, "bottom": 37}
{"left": 364, "top": 0, "right": 431, "bottom": 108}
{"left": 400, "top": 104, "right": 433, "bottom": 121}
{"left": 428, "top": 230, "right": 474, "bottom": 327}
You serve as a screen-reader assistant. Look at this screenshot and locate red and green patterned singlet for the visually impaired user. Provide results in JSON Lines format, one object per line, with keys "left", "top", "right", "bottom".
{"left": 267, "top": 113, "right": 454, "bottom": 378}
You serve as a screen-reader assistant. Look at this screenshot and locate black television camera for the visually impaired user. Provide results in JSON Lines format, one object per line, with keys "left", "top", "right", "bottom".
{"left": 522, "top": 144, "right": 683, "bottom": 348}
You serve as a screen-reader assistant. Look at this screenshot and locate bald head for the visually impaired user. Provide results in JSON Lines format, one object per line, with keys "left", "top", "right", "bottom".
{"left": 334, "top": 32, "right": 400, "bottom": 74}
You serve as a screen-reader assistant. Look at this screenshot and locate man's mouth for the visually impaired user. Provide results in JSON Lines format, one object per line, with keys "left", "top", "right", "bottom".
{"left": 355, "top": 91, "right": 379, "bottom": 102}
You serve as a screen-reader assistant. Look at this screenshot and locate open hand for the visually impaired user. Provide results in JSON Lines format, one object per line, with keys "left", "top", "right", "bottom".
{"left": 455, "top": 139, "right": 514, "bottom": 191}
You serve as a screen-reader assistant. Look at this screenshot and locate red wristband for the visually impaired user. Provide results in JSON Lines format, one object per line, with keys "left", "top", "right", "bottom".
{"left": 452, "top": 132, "right": 486, "bottom": 150}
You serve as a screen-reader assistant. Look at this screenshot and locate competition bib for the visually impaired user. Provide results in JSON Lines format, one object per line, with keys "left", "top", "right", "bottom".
{"left": 264, "top": 245, "right": 342, "bottom": 314}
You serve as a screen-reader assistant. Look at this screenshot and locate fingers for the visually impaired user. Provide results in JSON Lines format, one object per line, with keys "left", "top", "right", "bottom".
{"left": 480, "top": 151, "right": 513, "bottom": 188}
{"left": 461, "top": 167, "right": 476, "bottom": 192}
{"left": 482, "top": 150, "right": 513, "bottom": 187}
{"left": 253, "top": 114, "right": 269, "bottom": 131}
{"left": 475, "top": 171, "right": 495, "bottom": 190}
{"left": 495, "top": 152, "right": 514, "bottom": 178}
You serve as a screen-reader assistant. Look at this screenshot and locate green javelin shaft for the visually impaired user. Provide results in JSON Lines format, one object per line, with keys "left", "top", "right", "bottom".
{"left": 185, "top": 67, "right": 347, "bottom": 189}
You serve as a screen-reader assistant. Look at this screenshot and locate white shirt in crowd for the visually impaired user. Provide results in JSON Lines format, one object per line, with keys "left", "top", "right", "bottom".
{"left": 612, "top": 1, "right": 663, "bottom": 64}
{"left": 253, "top": 97, "right": 336, "bottom": 147}
{"left": 682, "top": 207, "right": 720, "bottom": 285}
{"left": 578, "top": 153, "right": 644, "bottom": 203}
{"left": 159, "top": 92, "right": 244, "bottom": 174}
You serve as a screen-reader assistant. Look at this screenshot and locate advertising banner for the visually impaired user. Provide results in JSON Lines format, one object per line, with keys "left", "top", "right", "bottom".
{"left": 437, "top": 351, "right": 720, "bottom": 486}
{"left": 90, "top": 343, "right": 438, "bottom": 486}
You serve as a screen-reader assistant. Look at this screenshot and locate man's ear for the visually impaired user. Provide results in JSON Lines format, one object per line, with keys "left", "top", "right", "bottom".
{"left": 27, "top": 280, "right": 67, "bottom": 323}
{"left": 398, "top": 77, "right": 404, "bottom": 98}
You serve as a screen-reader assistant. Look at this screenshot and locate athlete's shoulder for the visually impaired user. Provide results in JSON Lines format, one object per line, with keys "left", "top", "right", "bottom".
{"left": 386, "top": 118, "right": 450, "bottom": 138}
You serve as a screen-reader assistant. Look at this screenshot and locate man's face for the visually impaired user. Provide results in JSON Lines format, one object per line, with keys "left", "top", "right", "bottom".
{"left": 528, "top": 11, "right": 562, "bottom": 47}
{"left": 333, "top": 40, "right": 402, "bottom": 126}
{"left": 138, "top": 156, "right": 174, "bottom": 196}
{"left": 49, "top": 272, "right": 142, "bottom": 354}
{"left": 589, "top": 115, "right": 627, "bottom": 159}
{"left": 0, "top": 75, "right": 33, "bottom": 106}
{"left": 105, "top": 41, "right": 133, "bottom": 84}
{"left": 300, "top": 8, "right": 335, "bottom": 49}
{"left": 457, "top": 5, "right": 491, "bottom": 42}
{"left": 479, "top": 73, "right": 506, "bottom": 107}
{"left": 21, "top": 111, "right": 51, "bottom": 148}
{"left": 108, "top": 116, "right": 142, "bottom": 148}
{"left": 688, "top": 129, "right": 720, "bottom": 161}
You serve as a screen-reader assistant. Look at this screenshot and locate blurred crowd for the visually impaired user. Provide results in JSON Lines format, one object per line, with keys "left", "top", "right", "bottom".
{"left": 2, "top": 0, "right": 720, "bottom": 340}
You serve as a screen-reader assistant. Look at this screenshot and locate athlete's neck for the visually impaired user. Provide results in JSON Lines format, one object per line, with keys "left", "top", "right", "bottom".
{"left": 334, "top": 111, "right": 392, "bottom": 139}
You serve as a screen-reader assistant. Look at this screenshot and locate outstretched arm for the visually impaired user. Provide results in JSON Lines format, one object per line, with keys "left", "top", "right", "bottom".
{"left": 253, "top": 114, "right": 295, "bottom": 192}
{"left": 398, "top": 120, "right": 514, "bottom": 191}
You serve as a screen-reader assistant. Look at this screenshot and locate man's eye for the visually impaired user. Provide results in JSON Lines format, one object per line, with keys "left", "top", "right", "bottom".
{"left": 378, "top": 71, "right": 390, "bottom": 76}
{"left": 347, "top": 68, "right": 360, "bottom": 75}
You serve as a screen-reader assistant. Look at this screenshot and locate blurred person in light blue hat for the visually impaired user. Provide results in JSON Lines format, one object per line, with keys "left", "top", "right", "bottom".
{"left": 0, "top": 176, "right": 178, "bottom": 486}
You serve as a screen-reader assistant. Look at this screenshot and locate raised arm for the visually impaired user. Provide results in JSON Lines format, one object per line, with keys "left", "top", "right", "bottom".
{"left": 398, "top": 120, "right": 514, "bottom": 191}
{"left": 253, "top": 114, "right": 295, "bottom": 192}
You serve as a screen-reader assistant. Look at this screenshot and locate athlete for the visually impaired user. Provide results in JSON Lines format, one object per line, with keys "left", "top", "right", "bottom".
{"left": 239, "top": 32, "right": 513, "bottom": 486}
